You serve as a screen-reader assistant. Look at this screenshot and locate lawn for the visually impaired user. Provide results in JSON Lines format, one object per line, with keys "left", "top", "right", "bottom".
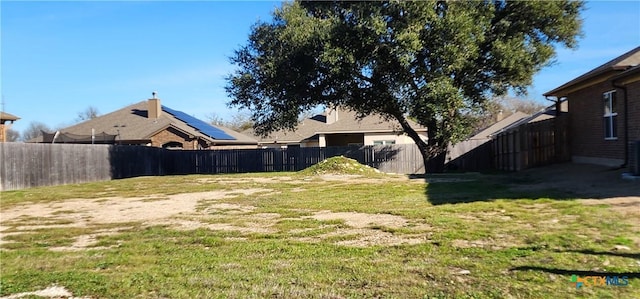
{"left": 1, "top": 167, "right": 638, "bottom": 298}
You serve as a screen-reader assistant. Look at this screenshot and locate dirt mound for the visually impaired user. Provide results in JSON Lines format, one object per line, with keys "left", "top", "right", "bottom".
{"left": 298, "top": 156, "right": 381, "bottom": 176}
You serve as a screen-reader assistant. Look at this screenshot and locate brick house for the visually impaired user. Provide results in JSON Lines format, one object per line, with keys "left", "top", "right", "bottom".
{"left": 544, "top": 46, "right": 640, "bottom": 168}
{"left": 245, "top": 107, "right": 428, "bottom": 148}
{"left": 29, "top": 95, "right": 257, "bottom": 149}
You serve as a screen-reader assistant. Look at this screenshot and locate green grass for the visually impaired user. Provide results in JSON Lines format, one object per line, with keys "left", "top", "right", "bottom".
{"left": 1, "top": 172, "right": 638, "bottom": 298}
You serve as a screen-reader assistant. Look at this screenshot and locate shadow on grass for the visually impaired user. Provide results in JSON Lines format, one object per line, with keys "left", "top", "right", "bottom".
{"left": 554, "top": 249, "right": 640, "bottom": 260}
{"left": 417, "top": 163, "right": 640, "bottom": 205}
{"left": 511, "top": 248, "right": 640, "bottom": 278}
{"left": 417, "top": 173, "right": 578, "bottom": 205}
{"left": 510, "top": 266, "right": 640, "bottom": 278}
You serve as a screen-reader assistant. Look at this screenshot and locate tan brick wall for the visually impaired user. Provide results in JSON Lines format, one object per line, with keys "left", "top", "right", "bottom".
{"left": 150, "top": 127, "right": 198, "bottom": 149}
{"left": 568, "top": 80, "right": 625, "bottom": 161}
{"left": 0, "top": 124, "right": 5, "bottom": 142}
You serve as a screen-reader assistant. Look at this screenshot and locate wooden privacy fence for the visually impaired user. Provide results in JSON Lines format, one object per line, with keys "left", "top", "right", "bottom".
{"left": 445, "top": 139, "right": 494, "bottom": 172}
{"left": 0, "top": 143, "right": 425, "bottom": 191}
{"left": 165, "top": 145, "right": 423, "bottom": 175}
{"left": 493, "top": 115, "right": 570, "bottom": 171}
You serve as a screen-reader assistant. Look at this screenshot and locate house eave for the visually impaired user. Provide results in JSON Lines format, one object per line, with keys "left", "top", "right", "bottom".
{"left": 145, "top": 123, "right": 205, "bottom": 142}
{"left": 314, "top": 129, "right": 427, "bottom": 135}
{"left": 543, "top": 67, "right": 627, "bottom": 97}
{"left": 257, "top": 139, "right": 302, "bottom": 144}
{"left": 611, "top": 65, "right": 640, "bottom": 85}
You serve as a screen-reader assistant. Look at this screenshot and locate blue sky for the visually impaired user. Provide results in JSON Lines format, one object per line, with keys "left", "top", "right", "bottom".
{"left": 2, "top": 1, "right": 639, "bottom": 135}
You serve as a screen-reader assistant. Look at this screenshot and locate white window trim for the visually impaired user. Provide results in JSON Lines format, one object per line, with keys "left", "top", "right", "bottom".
{"left": 603, "top": 90, "right": 617, "bottom": 140}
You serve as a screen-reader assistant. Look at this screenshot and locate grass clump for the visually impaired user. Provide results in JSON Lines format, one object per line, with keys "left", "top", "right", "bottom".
{"left": 298, "top": 156, "right": 381, "bottom": 176}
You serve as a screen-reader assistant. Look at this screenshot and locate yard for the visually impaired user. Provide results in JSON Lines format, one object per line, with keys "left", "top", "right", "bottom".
{"left": 0, "top": 161, "right": 638, "bottom": 298}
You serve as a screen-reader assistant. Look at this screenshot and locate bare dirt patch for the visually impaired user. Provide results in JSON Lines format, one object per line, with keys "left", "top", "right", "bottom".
{"left": 307, "top": 211, "right": 409, "bottom": 229}
{"left": 49, "top": 227, "right": 131, "bottom": 252}
{"left": 3, "top": 185, "right": 437, "bottom": 248}
{"left": 295, "top": 228, "right": 426, "bottom": 247}
{"left": 0, "top": 285, "right": 89, "bottom": 299}
{"left": 451, "top": 235, "right": 518, "bottom": 250}
{"left": 1, "top": 189, "right": 270, "bottom": 225}
{"left": 581, "top": 197, "right": 640, "bottom": 217}
{"left": 163, "top": 219, "right": 274, "bottom": 234}
{"left": 295, "top": 210, "right": 431, "bottom": 247}
{"left": 2, "top": 189, "right": 435, "bottom": 249}
{"left": 0, "top": 189, "right": 271, "bottom": 249}
{"left": 204, "top": 203, "right": 256, "bottom": 214}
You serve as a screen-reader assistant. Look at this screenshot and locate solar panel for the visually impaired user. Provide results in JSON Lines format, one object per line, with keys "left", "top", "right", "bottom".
{"left": 162, "top": 106, "right": 236, "bottom": 140}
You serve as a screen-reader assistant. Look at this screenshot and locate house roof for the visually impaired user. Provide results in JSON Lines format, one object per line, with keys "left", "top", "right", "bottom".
{"left": 469, "top": 111, "right": 530, "bottom": 141}
{"left": 491, "top": 100, "right": 567, "bottom": 136}
{"left": 544, "top": 46, "right": 640, "bottom": 97}
{"left": 246, "top": 108, "right": 427, "bottom": 144}
{"left": 1, "top": 112, "right": 20, "bottom": 121}
{"left": 612, "top": 64, "right": 640, "bottom": 82}
{"left": 30, "top": 101, "right": 256, "bottom": 145}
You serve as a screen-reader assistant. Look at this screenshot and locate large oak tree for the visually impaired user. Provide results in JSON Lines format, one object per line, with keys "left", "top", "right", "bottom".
{"left": 226, "top": 0, "right": 583, "bottom": 172}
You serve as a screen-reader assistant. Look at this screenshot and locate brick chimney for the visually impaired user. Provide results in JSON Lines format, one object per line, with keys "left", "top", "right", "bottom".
{"left": 496, "top": 109, "right": 504, "bottom": 122}
{"left": 326, "top": 106, "right": 339, "bottom": 124}
{"left": 148, "top": 92, "right": 161, "bottom": 119}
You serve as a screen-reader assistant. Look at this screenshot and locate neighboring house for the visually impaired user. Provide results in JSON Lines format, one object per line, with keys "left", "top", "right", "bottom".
{"left": 29, "top": 95, "right": 257, "bottom": 149}
{"left": 245, "top": 107, "right": 428, "bottom": 148}
{"left": 544, "top": 46, "right": 640, "bottom": 167}
{"left": 0, "top": 112, "right": 20, "bottom": 142}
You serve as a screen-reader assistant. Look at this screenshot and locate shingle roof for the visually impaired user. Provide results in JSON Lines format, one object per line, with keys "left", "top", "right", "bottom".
{"left": 612, "top": 64, "right": 640, "bottom": 81}
{"left": 0, "top": 112, "right": 20, "bottom": 121}
{"left": 37, "top": 101, "right": 256, "bottom": 145}
{"left": 246, "top": 108, "right": 427, "bottom": 143}
{"left": 491, "top": 101, "right": 566, "bottom": 136}
{"left": 469, "top": 111, "right": 530, "bottom": 140}
{"left": 544, "top": 46, "right": 640, "bottom": 97}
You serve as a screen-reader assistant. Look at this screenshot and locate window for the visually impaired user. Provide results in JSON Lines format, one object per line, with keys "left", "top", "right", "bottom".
{"left": 373, "top": 140, "right": 396, "bottom": 145}
{"left": 603, "top": 91, "right": 617, "bottom": 140}
{"left": 162, "top": 141, "right": 183, "bottom": 149}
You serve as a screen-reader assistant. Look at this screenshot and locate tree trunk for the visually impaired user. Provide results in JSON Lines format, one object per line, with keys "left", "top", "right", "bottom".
{"left": 390, "top": 114, "right": 446, "bottom": 173}
{"left": 425, "top": 121, "right": 446, "bottom": 173}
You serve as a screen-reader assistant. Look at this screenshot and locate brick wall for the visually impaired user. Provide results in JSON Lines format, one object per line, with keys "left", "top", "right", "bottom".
{"left": 630, "top": 141, "right": 640, "bottom": 175}
{"left": 0, "top": 124, "right": 5, "bottom": 142}
{"left": 150, "top": 127, "right": 197, "bottom": 149}
{"left": 568, "top": 80, "right": 625, "bottom": 162}
{"left": 627, "top": 80, "right": 640, "bottom": 173}
{"left": 627, "top": 80, "right": 640, "bottom": 143}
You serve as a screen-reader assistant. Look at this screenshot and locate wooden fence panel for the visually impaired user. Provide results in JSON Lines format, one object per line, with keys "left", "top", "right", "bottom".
{"left": 493, "top": 115, "right": 570, "bottom": 171}
{"left": 446, "top": 141, "right": 493, "bottom": 172}
{"left": 0, "top": 143, "right": 113, "bottom": 191}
